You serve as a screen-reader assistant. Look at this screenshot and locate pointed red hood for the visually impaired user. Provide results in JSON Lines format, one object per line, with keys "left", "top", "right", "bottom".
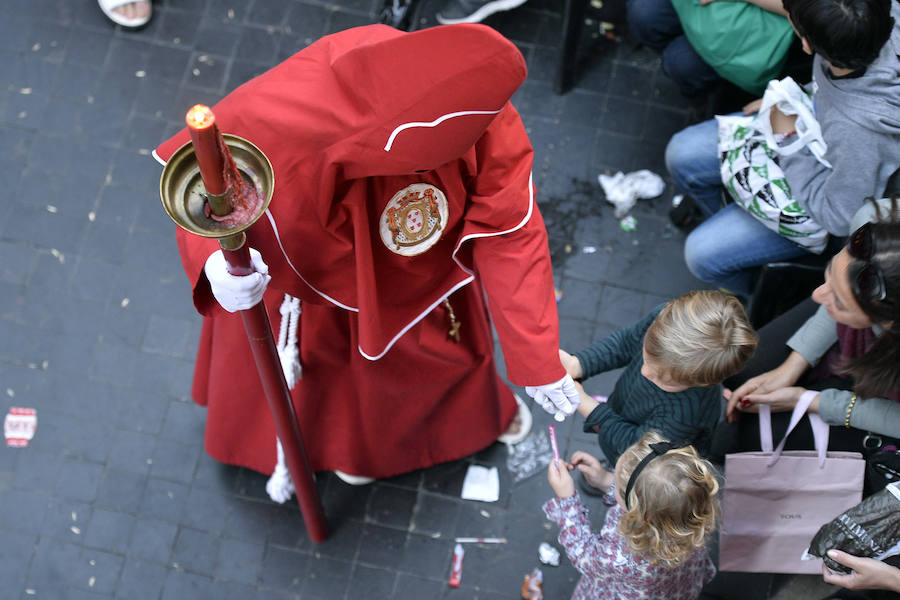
{"left": 157, "top": 24, "right": 535, "bottom": 359}
{"left": 157, "top": 24, "right": 526, "bottom": 175}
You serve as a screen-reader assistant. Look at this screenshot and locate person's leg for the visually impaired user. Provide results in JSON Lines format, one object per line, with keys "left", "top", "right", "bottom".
{"left": 684, "top": 204, "right": 810, "bottom": 296}
{"left": 626, "top": 0, "right": 684, "bottom": 50}
{"left": 660, "top": 35, "right": 721, "bottom": 97}
{"left": 665, "top": 117, "right": 727, "bottom": 217}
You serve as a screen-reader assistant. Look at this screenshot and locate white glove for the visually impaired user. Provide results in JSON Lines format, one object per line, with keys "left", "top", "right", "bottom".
{"left": 204, "top": 248, "right": 271, "bottom": 312}
{"left": 526, "top": 374, "right": 580, "bottom": 421}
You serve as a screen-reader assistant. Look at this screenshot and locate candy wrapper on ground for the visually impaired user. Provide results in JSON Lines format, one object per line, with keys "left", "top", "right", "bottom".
{"left": 806, "top": 482, "right": 900, "bottom": 573}
{"left": 4, "top": 407, "right": 37, "bottom": 447}
{"left": 521, "top": 567, "right": 543, "bottom": 599}
{"left": 507, "top": 429, "right": 552, "bottom": 482}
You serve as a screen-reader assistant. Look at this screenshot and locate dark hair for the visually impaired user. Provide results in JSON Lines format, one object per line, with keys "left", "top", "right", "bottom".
{"left": 842, "top": 196, "right": 900, "bottom": 397}
{"left": 781, "top": 0, "right": 894, "bottom": 70}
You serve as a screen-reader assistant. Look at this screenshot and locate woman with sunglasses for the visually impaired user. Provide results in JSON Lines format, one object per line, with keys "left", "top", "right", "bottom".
{"left": 719, "top": 196, "right": 900, "bottom": 457}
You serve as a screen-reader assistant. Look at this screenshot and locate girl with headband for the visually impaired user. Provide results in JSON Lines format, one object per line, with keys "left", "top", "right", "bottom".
{"left": 544, "top": 431, "right": 719, "bottom": 599}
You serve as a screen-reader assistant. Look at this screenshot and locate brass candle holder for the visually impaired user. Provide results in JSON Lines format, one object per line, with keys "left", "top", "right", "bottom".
{"left": 159, "top": 134, "right": 274, "bottom": 250}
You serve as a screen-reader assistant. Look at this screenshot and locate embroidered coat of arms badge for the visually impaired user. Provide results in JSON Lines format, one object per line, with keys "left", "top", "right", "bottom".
{"left": 379, "top": 183, "right": 449, "bottom": 256}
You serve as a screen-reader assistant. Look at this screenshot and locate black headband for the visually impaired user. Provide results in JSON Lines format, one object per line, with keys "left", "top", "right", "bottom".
{"left": 624, "top": 439, "right": 692, "bottom": 510}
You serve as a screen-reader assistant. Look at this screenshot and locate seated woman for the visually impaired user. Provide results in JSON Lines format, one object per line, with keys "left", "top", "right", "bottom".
{"left": 720, "top": 197, "right": 900, "bottom": 459}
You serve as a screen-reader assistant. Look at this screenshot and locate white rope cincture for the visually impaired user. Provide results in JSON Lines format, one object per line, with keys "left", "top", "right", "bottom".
{"left": 266, "top": 294, "right": 302, "bottom": 504}
{"left": 277, "top": 295, "right": 303, "bottom": 388}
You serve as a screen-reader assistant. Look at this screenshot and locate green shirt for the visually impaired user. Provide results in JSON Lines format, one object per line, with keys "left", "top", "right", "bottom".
{"left": 574, "top": 306, "right": 722, "bottom": 463}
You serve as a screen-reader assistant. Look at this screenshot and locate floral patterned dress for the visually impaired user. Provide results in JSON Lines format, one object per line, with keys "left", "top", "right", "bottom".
{"left": 543, "top": 495, "right": 716, "bottom": 600}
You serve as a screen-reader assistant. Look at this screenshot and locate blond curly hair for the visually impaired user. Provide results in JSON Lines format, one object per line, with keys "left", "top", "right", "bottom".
{"left": 616, "top": 431, "right": 720, "bottom": 567}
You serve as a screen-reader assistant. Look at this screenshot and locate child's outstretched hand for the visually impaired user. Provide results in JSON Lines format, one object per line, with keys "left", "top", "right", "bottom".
{"left": 559, "top": 349, "right": 584, "bottom": 380}
{"left": 547, "top": 459, "right": 575, "bottom": 498}
{"left": 569, "top": 451, "right": 614, "bottom": 491}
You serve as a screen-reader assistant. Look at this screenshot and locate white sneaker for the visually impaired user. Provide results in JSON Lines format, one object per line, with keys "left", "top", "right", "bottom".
{"left": 334, "top": 470, "right": 375, "bottom": 486}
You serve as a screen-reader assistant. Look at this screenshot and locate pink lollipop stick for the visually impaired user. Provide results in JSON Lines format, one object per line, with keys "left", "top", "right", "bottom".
{"left": 549, "top": 423, "right": 560, "bottom": 464}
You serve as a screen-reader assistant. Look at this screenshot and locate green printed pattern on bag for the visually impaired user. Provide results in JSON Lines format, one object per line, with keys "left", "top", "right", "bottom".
{"left": 749, "top": 197, "right": 775, "bottom": 222}
{"left": 716, "top": 114, "right": 828, "bottom": 253}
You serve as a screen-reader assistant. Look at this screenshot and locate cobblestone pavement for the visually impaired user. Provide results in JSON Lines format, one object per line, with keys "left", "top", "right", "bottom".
{"left": 0, "top": 0, "right": 838, "bottom": 598}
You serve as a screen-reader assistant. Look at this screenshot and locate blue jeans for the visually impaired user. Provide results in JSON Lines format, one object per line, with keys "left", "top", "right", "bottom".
{"left": 667, "top": 117, "right": 810, "bottom": 296}
{"left": 627, "top": 0, "right": 720, "bottom": 96}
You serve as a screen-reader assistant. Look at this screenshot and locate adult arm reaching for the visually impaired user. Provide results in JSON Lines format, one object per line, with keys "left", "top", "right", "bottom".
{"left": 724, "top": 351, "right": 810, "bottom": 422}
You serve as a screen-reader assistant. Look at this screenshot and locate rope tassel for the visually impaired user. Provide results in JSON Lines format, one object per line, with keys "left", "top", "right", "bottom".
{"left": 276, "top": 294, "right": 303, "bottom": 388}
{"left": 267, "top": 294, "right": 302, "bottom": 503}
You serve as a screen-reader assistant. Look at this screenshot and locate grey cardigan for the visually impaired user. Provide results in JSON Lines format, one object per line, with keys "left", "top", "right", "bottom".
{"left": 787, "top": 305, "right": 900, "bottom": 437}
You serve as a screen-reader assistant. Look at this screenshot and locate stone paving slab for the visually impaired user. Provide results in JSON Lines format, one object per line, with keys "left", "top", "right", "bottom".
{"left": 0, "top": 0, "right": 841, "bottom": 598}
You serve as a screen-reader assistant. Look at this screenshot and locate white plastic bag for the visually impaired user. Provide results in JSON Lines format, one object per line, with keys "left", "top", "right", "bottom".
{"left": 755, "top": 77, "right": 831, "bottom": 168}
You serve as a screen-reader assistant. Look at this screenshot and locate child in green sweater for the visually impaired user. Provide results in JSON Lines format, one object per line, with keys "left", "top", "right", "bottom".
{"left": 560, "top": 290, "right": 757, "bottom": 492}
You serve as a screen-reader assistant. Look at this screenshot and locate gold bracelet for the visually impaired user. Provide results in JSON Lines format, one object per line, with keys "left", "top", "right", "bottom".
{"left": 844, "top": 394, "right": 858, "bottom": 429}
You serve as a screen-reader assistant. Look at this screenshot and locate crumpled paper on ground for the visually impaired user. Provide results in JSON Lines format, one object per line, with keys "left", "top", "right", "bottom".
{"left": 507, "top": 429, "right": 552, "bottom": 483}
{"left": 461, "top": 465, "right": 500, "bottom": 502}
{"left": 598, "top": 170, "right": 665, "bottom": 217}
{"left": 538, "top": 542, "right": 561, "bottom": 566}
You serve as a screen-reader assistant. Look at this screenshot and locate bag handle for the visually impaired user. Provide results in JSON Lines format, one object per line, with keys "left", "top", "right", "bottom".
{"left": 756, "top": 78, "right": 832, "bottom": 168}
{"left": 758, "top": 390, "right": 829, "bottom": 468}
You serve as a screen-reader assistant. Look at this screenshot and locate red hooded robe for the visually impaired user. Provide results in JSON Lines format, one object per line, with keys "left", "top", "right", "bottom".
{"left": 154, "top": 24, "right": 564, "bottom": 479}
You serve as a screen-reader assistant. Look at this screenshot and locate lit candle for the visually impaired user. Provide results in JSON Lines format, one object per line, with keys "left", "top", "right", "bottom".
{"left": 185, "top": 104, "right": 227, "bottom": 197}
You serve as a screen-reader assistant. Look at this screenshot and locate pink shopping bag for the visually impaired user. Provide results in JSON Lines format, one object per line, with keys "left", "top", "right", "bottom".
{"left": 719, "top": 392, "right": 865, "bottom": 574}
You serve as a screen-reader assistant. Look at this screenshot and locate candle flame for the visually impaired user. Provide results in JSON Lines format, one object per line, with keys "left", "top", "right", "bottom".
{"left": 186, "top": 104, "right": 215, "bottom": 129}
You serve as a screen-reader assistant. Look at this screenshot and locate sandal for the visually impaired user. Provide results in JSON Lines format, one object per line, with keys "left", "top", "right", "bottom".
{"left": 97, "top": 0, "right": 153, "bottom": 30}
{"left": 497, "top": 393, "right": 533, "bottom": 445}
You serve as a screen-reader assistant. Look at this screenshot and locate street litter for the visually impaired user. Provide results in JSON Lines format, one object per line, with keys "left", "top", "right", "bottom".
{"left": 454, "top": 537, "right": 507, "bottom": 543}
{"left": 619, "top": 215, "right": 637, "bottom": 232}
{"left": 5, "top": 407, "right": 37, "bottom": 447}
{"left": 461, "top": 465, "right": 500, "bottom": 502}
{"left": 448, "top": 543, "right": 464, "bottom": 587}
{"left": 582, "top": 246, "right": 597, "bottom": 253}
{"left": 507, "top": 428, "right": 552, "bottom": 482}
{"left": 598, "top": 169, "right": 665, "bottom": 217}
{"left": 521, "top": 567, "right": 543, "bottom": 599}
{"left": 538, "top": 542, "right": 560, "bottom": 566}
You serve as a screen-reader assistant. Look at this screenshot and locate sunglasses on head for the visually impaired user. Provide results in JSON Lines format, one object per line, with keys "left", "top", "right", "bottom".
{"left": 848, "top": 223, "right": 889, "bottom": 305}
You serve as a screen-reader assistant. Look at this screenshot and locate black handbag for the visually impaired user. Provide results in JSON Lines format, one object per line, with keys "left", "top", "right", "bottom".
{"left": 866, "top": 443, "right": 900, "bottom": 496}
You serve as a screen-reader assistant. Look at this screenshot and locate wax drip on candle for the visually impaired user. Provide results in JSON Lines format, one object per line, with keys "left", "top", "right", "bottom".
{"left": 185, "top": 104, "right": 264, "bottom": 227}
{"left": 208, "top": 141, "right": 263, "bottom": 228}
